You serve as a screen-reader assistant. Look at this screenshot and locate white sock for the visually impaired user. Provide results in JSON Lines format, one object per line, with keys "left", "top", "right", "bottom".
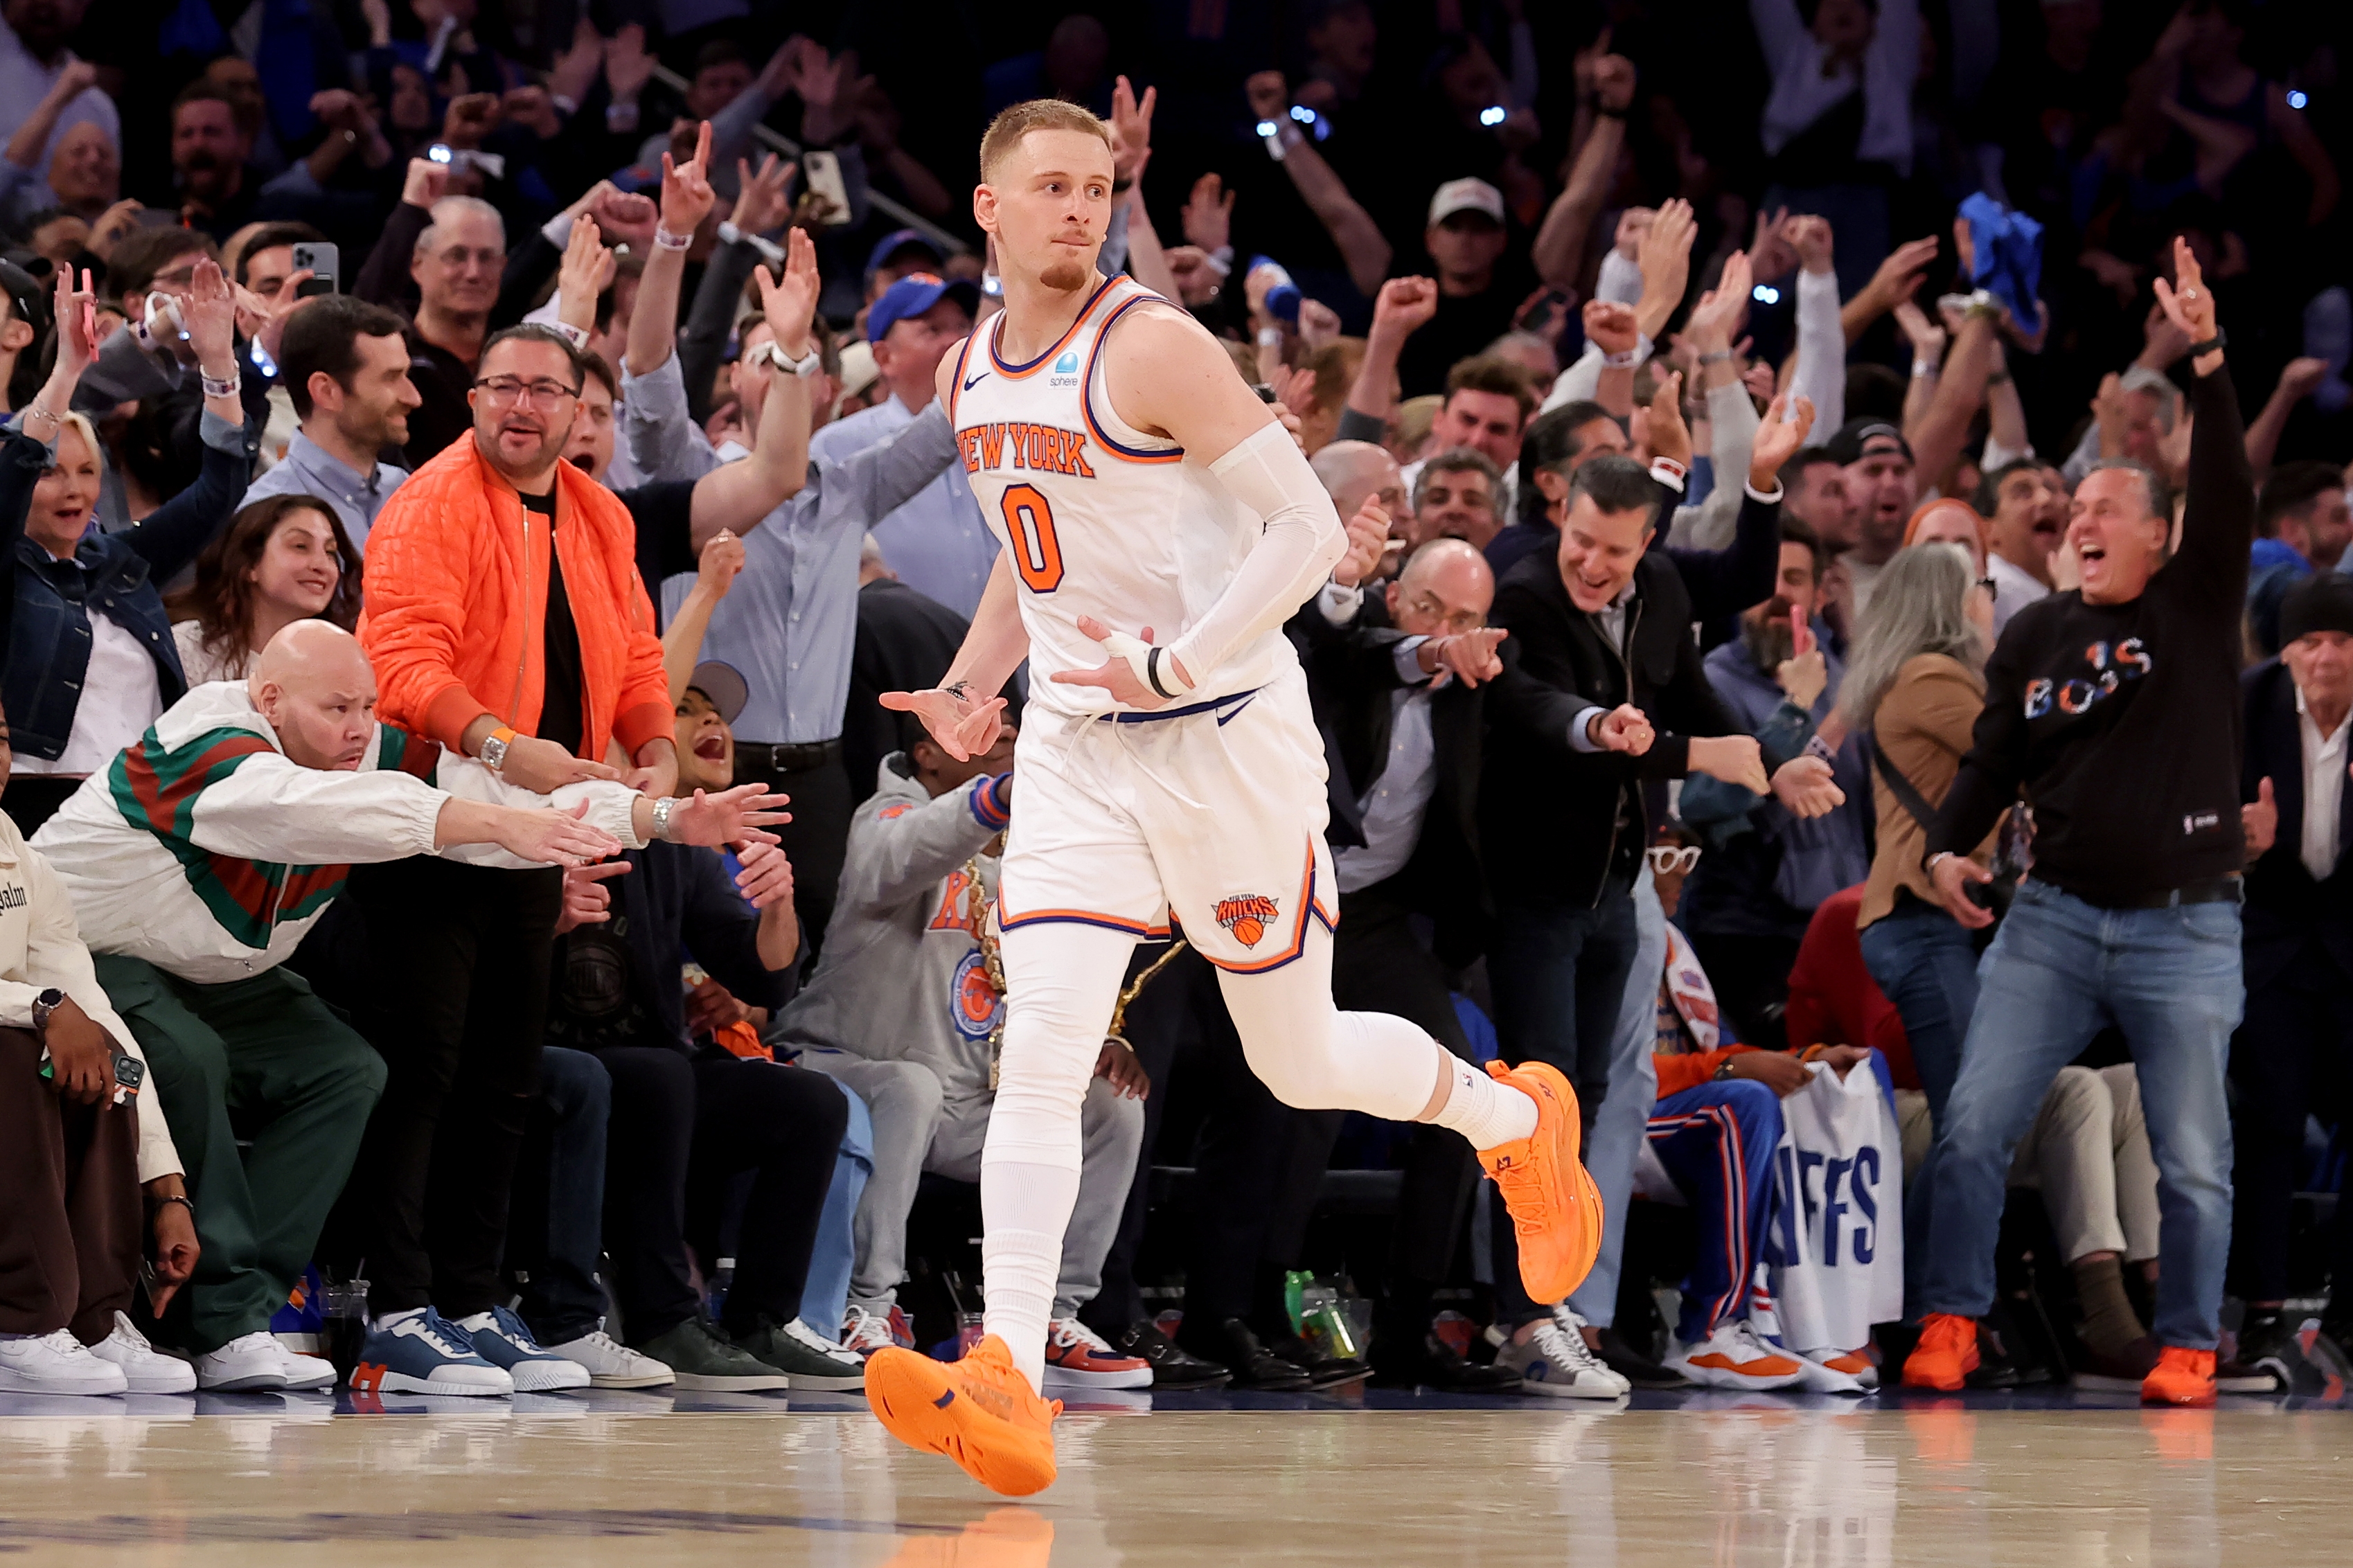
{"left": 982, "top": 1159, "right": 1080, "bottom": 1395}
{"left": 373, "top": 1307, "right": 428, "bottom": 1333}
{"left": 1425, "top": 1057, "right": 1539, "bottom": 1151}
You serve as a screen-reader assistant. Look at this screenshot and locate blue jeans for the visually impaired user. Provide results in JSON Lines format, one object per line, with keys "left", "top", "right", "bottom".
{"left": 1488, "top": 881, "right": 1642, "bottom": 1322}
{"left": 1922, "top": 878, "right": 2241, "bottom": 1349}
{"left": 1568, "top": 868, "right": 1666, "bottom": 1327}
{"left": 1858, "top": 893, "right": 1981, "bottom": 1313}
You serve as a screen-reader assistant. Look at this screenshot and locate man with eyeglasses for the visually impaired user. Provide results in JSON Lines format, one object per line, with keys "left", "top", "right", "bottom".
{"left": 344, "top": 323, "right": 698, "bottom": 1396}
{"left": 352, "top": 163, "right": 510, "bottom": 468}
{"left": 1290, "top": 537, "right": 1527, "bottom": 1391}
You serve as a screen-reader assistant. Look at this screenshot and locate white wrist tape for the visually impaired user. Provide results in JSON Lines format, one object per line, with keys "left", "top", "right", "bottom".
{"left": 1101, "top": 630, "right": 1196, "bottom": 700}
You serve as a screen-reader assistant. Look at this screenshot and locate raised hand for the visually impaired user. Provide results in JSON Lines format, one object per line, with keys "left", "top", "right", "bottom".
{"left": 1184, "top": 172, "right": 1234, "bottom": 251}
{"left": 182, "top": 256, "right": 239, "bottom": 373}
{"left": 1266, "top": 362, "right": 1315, "bottom": 420}
{"left": 1591, "top": 51, "right": 1637, "bottom": 114}
{"left": 592, "top": 186, "right": 658, "bottom": 253}
{"left": 1858, "top": 235, "right": 1941, "bottom": 317}
{"left": 1370, "top": 276, "right": 1439, "bottom": 344}
{"left": 605, "top": 23, "right": 655, "bottom": 103}
{"left": 1422, "top": 627, "right": 1509, "bottom": 688}
{"left": 87, "top": 198, "right": 143, "bottom": 260}
{"left": 879, "top": 685, "right": 1010, "bottom": 762}
{"left": 1163, "top": 247, "right": 1220, "bottom": 305}
{"left": 547, "top": 17, "right": 604, "bottom": 106}
{"left": 1645, "top": 368, "right": 1690, "bottom": 467}
{"left": 47, "top": 265, "right": 98, "bottom": 387}
{"left": 1244, "top": 70, "right": 1288, "bottom": 124}
{"left": 1748, "top": 394, "right": 1818, "bottom": 490}
{"left": 502, "top": 84, "right": 560, "bottom": 140}
{"left": 1786, "top": 213, "right": 1834, "bottom": 276}
{"left": 1635, "top": 197, "right": 1696, "bottom": 335}
{"left": 1893, "top": 298, "right": 1946, "bottom": 364}
{"left": 1685, "top": 249, "right": 1752, "bottom": 351}
{"left": 666, "top": 783, "right": 793, "bottom": 848}
{"left": 697, "top": 528, "right": 746, "bottom": 597}
{"left": 441, "top": 91, "right": 501, "bottom": 150}
{"left": 733, "top": 152, "right": 796, "bottom": 236}
{"left": 2274, "top": 355, "right": 2329, "bottom": 406}
{"left": 402, "top": 156, "right": 450, "bottom": 211}
{"left": 1297, "top": 297, "right": 1342, "bottom": 350}
{"left": 1748, "top": 205, "right": 1795, "bottom": 280}
{"left": 555, "top": 212, "right": 612, "bottom": 332}
{"left": 660, "top": 120, "right": 717, "bottom": 238}
{"left": 1048, "top": 616, "right": 1187, "bottom": 710}
{"left": 755, "top": 226, "right": 822, "bottom": 355}
{"left": 1109, "top": 73, "right": 1156, "bottom": 188}
{"left": 1333, "top": 501, "right": 1389, "bottom": 587}
{"left": 1583, "top": 297, "right": 1640, "bottom": 357}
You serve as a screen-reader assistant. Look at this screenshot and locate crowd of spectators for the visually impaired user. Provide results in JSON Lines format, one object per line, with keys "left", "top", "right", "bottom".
{"left": 3, "top": 0, "right": 2351, "bottom": 1408}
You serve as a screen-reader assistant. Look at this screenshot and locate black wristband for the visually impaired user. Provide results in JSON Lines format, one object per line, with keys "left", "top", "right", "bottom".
{"left": 1590, "top": 98, "right": 1628, "bottom": 120}
{"left": 2186, "top": 329, "right": 2226, "bottom": 357}
{"left": 1145, "top": 646, "right": 1178, "bottom": 700}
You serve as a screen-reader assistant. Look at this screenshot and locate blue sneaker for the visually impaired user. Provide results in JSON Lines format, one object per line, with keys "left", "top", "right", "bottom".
{"left": 349, "top": 1309, "right": 513, "bottom": 1397}
{"left": 459, "top": 1307, "right": 590, "bottom": 1391}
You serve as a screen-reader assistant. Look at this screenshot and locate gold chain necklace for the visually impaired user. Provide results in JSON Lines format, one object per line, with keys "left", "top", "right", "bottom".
{"left": 960, "top": 855, "right": 1189, "bottom": 1089}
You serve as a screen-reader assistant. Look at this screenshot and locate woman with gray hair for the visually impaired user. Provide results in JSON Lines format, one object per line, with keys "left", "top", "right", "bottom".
{"left": 1847, "top": 542, "right": 1997, "bottom": 1136}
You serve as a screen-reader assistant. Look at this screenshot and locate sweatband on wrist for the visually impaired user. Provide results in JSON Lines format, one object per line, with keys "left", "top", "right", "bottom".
{"left": 654, "top": 226, "right": 693, "bottom": 252}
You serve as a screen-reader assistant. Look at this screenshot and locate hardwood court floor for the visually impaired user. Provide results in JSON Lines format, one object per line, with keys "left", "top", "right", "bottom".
{"left": 1, "top": 1387, "right": 2348, "bottom": 1567}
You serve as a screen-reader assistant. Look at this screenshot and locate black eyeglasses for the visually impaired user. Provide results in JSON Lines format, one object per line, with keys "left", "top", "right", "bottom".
{"left": 474, "top": 376, "right": 580, "bottom": 407}
{"left": 1978, "top": 576, "right": 1998, "bottom": 603}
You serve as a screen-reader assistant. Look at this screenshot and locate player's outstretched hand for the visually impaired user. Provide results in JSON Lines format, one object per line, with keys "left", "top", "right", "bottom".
{"left": 1050, "top": 616, "right": 1189, "bottom": 710}
{"left": 880, "top": 684, "right": 1009, "bottom": 762}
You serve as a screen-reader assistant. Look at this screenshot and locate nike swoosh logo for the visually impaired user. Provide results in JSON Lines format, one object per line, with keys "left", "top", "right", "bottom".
{"left": 1215, "top": 695, "right": 1257, "bottom": 726}
{"left": 962, "top": 372, "right": 988, "bottom": 391}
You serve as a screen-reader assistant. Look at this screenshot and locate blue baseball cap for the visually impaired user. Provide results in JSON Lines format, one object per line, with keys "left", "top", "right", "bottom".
{"left": 866, "top": 226, "right": 944, "bottom": 278}
{"left": 867, "top": 271, "right": 981, "bottom": 344}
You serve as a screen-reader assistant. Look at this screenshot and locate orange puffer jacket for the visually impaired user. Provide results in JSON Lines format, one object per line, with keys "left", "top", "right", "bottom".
{"left": 359, "top": 438, "right": 669, "bottom": 763}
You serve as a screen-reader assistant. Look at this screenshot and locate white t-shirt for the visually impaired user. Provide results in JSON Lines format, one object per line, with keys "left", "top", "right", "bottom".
{"left": 15, "top": 609, "right": 161, "bottom": 776}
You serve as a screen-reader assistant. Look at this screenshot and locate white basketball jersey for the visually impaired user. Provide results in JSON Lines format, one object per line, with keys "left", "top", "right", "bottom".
{"left": 948, "top": 273, "right": 1295, "bottom": 718}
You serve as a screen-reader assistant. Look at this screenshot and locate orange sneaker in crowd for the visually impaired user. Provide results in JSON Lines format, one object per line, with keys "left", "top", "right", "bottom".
{"left": 1902, "top": 1313, "right": 1981, "bottom": 1392}
{"left": 1476, "top": 1060, "right": 1603, "bottom": 1306}
{"left": 867, "top": 1335, "right": 1063, "bottom": 1497}
{"left": 2141, "top": 1346, "right": 2217, "bottom": 1407}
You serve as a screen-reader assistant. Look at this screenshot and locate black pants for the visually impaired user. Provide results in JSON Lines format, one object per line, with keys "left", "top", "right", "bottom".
{"left": 684, "top": 1051, "right": 847, "bottom": 1334}
{"left": 735, "top": 750, "right": 852, "bottom": 961}
{"left": 2229, "top": 945, "right": 2353, "bottom": 1307}
{"left": 510, "top": 1047, "right": 612, "bottom": 1346}
{"left": 1687, "top": 931, "right": 1803, "bottom": 1051}
{"left": 1078, "top": 943, "right": 1289, "bottom": 1340}
{"left": 344, "top": 857, "right": 563, "bottom": 1317}
{"left": 1259, "top": 887, "right": 1482, "bottom": 1347}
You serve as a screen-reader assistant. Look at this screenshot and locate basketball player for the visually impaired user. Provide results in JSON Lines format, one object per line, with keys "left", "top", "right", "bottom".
{"left": 864, "top": 100, "right": 1622, "bottom": 1496}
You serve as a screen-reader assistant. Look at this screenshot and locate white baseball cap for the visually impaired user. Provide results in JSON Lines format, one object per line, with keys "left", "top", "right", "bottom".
{"left": 1427, "top": 177, "right": 1506, "bottom": 228}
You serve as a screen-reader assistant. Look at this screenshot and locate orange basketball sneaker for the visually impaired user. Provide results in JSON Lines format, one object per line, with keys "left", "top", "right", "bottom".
{"left": 1901, "top": 1312, "right": 1981, "bottom": 1392}
{"left": 2140, "top": 1346, "right": 2217, "bottom": 1407}
{"left": 1475, "top": 1060, "right": 1602, "bottom": 1306}
{"left": 867, "top": 1335, "right": 1063, "bottom": 1497}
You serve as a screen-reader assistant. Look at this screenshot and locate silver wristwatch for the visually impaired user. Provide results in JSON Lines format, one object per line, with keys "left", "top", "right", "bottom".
{"left": 650, "top": 796, "right": 679, "bottom": 842}
{"left": 31, "top": 987, "right": 64, "bottom": 1034}
{"left": 480, "top": 730, "right": 513, "bottom": 773}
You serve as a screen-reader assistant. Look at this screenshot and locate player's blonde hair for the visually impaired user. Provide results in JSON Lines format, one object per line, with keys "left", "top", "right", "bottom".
{"left": 978, "top": 99, "right": 1113, "bottom": 181}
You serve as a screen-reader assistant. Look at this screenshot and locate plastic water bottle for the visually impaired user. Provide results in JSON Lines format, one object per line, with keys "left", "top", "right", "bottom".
{"left": 1249, "top": 258, "right": 1303, "bottom": 324}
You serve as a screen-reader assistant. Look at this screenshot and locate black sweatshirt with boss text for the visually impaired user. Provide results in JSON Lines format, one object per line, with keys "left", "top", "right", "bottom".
{"left": 1928, "top": 367, "right": 2253, "bottom": 903}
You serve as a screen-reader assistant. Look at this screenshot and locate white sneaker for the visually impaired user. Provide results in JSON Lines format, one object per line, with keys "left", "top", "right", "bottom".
{"left": 542, "top": 1326, "right": 676, "bottom": 1389}
{"left": 1667, "top": 1320, "right": 1806, "bottom": 1391}
{"left": 1801, "top": 1347, "right": 1879, "bottom": 1392}
{"left": 195, "top": 1330, "right": 290, "bottom": 1391}
{"left": 1498, "top": 1314, "right": 1632, "bottom": 1399}
{"left": 271, "top": 1339, "right": 339, "bottom": 1391}
{"left": 0, "top": 1329, "right": 129, "bottom": 1395}
{"left": 1042, "top": 1318, "right": 1154, "bottom": 1390}
{"left": 839, "top": 1304, "right": 909, "bottom": 1360}
{"left": 88, "top": 1313, "right": 195, "bottom": 1393}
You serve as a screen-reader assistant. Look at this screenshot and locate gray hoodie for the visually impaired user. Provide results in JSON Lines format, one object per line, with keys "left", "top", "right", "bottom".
{"left": 771, "top": 754, "right": 1011, "bottom": 1108}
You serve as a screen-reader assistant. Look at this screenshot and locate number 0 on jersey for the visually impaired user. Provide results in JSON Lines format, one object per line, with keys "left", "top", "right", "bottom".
{"left": 1000, "top": 483, "right": 1064, "bottom": 592}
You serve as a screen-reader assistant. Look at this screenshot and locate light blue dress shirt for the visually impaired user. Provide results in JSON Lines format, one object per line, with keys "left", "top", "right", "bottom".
{"left": 238, "top": 429, "right": 409, "bottom": 556}
{"left": 807, "top": 392, "right": 1001, "bottom": 619}
{"left": 625, "top": 355, "right": 961, "bottom": 745}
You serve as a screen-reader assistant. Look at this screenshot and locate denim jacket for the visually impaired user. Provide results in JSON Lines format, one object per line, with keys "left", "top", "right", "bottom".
{"left": 2, "top": 411, "right": 255, "bottom": 761}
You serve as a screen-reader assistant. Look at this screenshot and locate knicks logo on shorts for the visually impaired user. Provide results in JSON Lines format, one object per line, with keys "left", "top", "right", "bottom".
{"left": 1215, "top": 893, "right": 1281, "bottom": 947}
{"left": 950, "top": 948, "right": 1003, "bottom": 1040}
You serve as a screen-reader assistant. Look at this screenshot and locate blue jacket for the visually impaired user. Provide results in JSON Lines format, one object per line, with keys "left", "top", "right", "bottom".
{"left": 2, "top": 411, "right": 255, "bottom": 761}
{"left": 1678, "top": 621, "right": 1874, "bottom": 938}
